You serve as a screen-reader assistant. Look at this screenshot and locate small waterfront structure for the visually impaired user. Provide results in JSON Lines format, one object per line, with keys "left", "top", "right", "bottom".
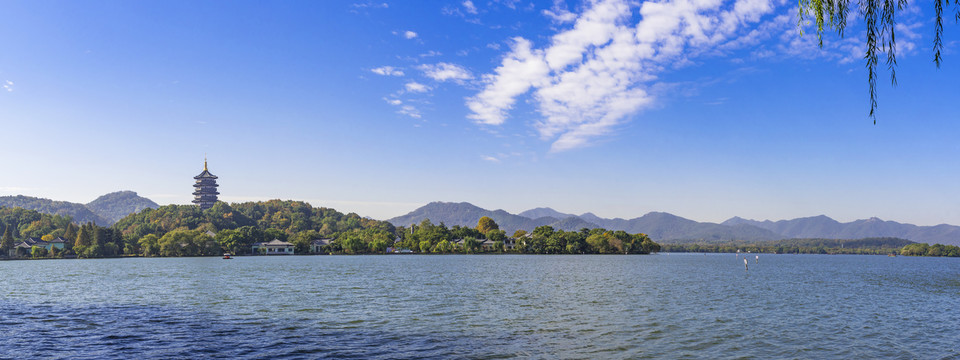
{"left": 19, "top": 237, "right": 66, "bottom": 250}
{"left": 481, "top": 239, "right": 496, "bottom": 251}
{"left": 10, "top": 237, "right": 66, "bottom": 257}
{"left": 192, "top": 158, "right": 220, "bottom": 210}
{"left": 252, "top": 239, "right": 295, "bottom": 255}
{"left": 310, "top": 238, "right": 333, "bottom": 253}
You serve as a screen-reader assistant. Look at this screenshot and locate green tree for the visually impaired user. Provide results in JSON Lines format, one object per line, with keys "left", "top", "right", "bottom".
{"left": 434, "top": 239, "right": 453, "bottom": 253}
{"left": 102, "top": 242, "right": 119, "bottom": 257}
{"left": 419, "top": 240, "right": 432, "bottom": 253}
{"left": 139, "top": 234, "right": 160, "bottom": 256}
{"left": 369, "top": 238, "right": 388, "bottom": 253}
{"left": 291, "top": 230, "right": 318, "bottom": 254}
{"left": 586, "top": 233, "right": 612, "bottom": 254}
{"left": 82, "top": 244, "right": 102, "bottom": 258}
{"left": 30, "top": 245, "right": 47, "bottom": 258}
{"left": 342, "top": 235, "right": 366, "bottom": 254}
{"left": 74, "top": 223, "right": 94, "bottom": 255}
{"left": 486, "top": 229, "right": 506, "bottom": 243}
{"left": 462, "top": 237, "right": 480, "bottom": 253}
{"left": 798, "top": 0, "right": 959, "bottom": 120}
{"left": 0, "top": 226, "right": 13, "bottom": 255}
{"left": 63, "top": 222, "right": 78, "bottom": 242}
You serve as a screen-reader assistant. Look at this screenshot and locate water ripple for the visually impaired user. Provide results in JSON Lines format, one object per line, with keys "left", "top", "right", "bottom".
{"left": 1, "top": 254, "right": 958, "bottom": 358}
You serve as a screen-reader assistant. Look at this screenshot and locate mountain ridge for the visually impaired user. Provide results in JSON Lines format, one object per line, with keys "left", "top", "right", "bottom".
{"left": 387, "top": 202, "right": 960, "bottom": 245}
{"left": 0, "top": 191, "right": 158, "bottom": 226}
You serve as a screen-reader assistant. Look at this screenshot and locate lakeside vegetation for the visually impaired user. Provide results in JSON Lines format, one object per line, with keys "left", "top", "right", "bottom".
{"left": 661, "top": 237, "right": 960, "bottom": 257}
{"left": 4, "top": 203, "right": 957, "bottom": 259}
{"left": 1, "top": 201, "right": 659, "bottom": 258}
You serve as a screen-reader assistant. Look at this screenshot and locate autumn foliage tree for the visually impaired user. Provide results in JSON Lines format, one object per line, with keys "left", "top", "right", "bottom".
{"left": 476, "top": 216, "right": 499, "bottom": 234}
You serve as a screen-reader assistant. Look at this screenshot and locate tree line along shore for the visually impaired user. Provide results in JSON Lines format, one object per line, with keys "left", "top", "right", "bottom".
{"left": 2, "top": 201, "right": 956, "bottom": 259}
{"left": 661, "top": 238, "right": 960, "bottom": 257}
{"left": 0, "top": 201, "right": 659, "bottom": 259}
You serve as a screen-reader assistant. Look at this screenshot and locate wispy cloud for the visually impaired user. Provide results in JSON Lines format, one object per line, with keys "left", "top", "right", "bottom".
{"left": 467, "top": 0, "right": 784, "bottom": 152}
{"left": 352, "top": 2, "right": 388, "bottom": 9}
{"left": 399, "top": 105, "right": 422, "bottom": 118}
{"left": 543, "top": 0, "right": 576, "bottom": 23}
{"left": 481, "top": 155, "right": 501, "bottom": 163}
{"left": 3, "top": 80, "right": 13, "bottom": 92}
{"left": 385, "top": 98, "right": 403, "bottom": 106}
{"left": 404, "top": 30, "right": 418, "bottom": 39}
{"left": 371, "top": 66, "right": 405, "bottom": 76}
{"left": 463, "top": 0, "right": 478, "bottom": 14}
{"left": 419, "top": 62, "right": 473, "bottom": 83}
{"left": 405, "top": 81, "right": 430, "bottom": 93}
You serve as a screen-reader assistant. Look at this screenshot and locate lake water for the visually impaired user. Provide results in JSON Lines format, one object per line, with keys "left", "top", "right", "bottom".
{"left": 1, "top": 254, "right": 958, "bottom": 359}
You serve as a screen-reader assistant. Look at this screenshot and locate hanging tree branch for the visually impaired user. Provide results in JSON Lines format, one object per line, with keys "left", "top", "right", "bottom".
{"left": 799, "top": 0, "right": 958, "bottom": 124}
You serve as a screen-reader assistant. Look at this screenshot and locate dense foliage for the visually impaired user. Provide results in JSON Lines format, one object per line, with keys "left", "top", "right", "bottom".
{"left": 393, "top": 218, "right": 659, "bottom": 254}
{"left": 112, "top": 200, "right": 396, "bottom": 256}
{"left": 900, "top": 243, "right": 960, "bottom": 257}
{"left": 0, "top": 206, "right": 123, "bottom": 258}
{"left": 2, "top": 202, "right": 648, "bottom": 257}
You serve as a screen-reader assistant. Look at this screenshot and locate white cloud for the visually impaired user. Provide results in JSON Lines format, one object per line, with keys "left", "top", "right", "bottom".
{"left": 352, "top": 2, "right": 388, "bottom": 9}
{"left": 3, "top": 80, "right": 12, "bottom": 92}
{"left": 481, "top": 155, "right": 501, "bottom": 163}
{"left": 399, "top": 105, "right": 422, "bottom": 118}
{"left": 384, "top": 98, "right": 403, "bottom": 106}
{"left": 468, "top": 0, "right": 784, "bottom": 152}
{"left": 405, "top": 81, "right": 430, "bottom": 93}
{"left": 467, "top": 38, "right": 550, "bottom": 126}
{"left": 419, "top": 63, "right": 473, "bottom": 82}
{"left": 404, "top": 30, "right": 418, "bottom": 39}
{"left": 371, "top": 66, "right": 405, "bottom": 76}
{"left": 543, "top": 0, "right": 577, "bottom": 23}
{"left": 463, "top": 0, "right": 478, "bottom": 14}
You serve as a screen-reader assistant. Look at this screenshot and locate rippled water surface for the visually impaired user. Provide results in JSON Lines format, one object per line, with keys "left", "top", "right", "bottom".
{"left": 2, "top": 254, "right": 958, "bottom": 359}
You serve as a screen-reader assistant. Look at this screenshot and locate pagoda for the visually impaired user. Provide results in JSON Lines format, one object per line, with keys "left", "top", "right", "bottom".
{"left": 192, "top": 158, "right": 219, "bottom": 210}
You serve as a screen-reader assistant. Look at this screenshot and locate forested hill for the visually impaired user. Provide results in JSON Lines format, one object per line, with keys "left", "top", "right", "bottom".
{"left": 0, "top": 195, "right": 109, "bottom": 225}
{"left": 86, "top": 191, "right": 159, "bottom": 224}
{"left": 112, "top": 199, "right": 395, "bottom": 242}
{"left": 0, "top": 191, "right": 158, "bottom": 226}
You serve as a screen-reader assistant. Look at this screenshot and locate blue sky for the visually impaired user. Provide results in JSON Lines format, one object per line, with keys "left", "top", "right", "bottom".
{"left": 1, "top": 0, "right": 958, "bottom": 225}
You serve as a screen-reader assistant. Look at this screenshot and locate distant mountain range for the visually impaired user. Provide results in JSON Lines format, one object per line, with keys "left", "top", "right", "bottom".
{"left": 0, "top": 191, "right": 158, "bottom": 226}
{"left": 387, "top": 202, "right": 960, "bottom": 246}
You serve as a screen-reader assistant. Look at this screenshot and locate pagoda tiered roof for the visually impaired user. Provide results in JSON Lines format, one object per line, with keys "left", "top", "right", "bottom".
{"left": 194, "top": 160, "right": 218, "bottom": 179}
{"left": 192, "top": 158, "right": 220, "bottom": 210}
